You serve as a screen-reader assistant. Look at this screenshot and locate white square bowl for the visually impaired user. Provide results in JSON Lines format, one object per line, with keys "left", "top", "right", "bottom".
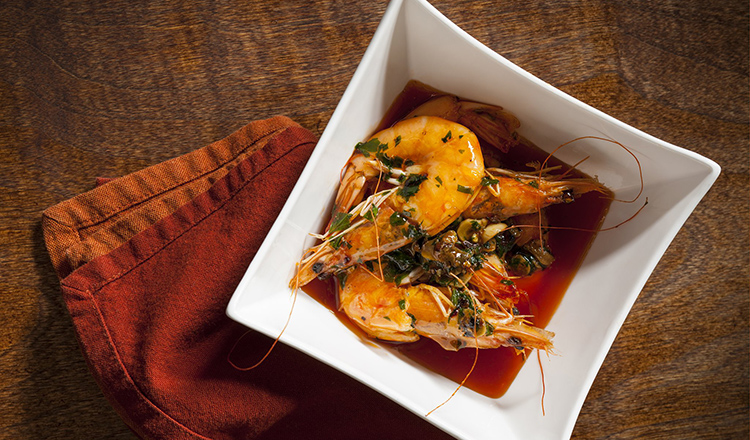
{"left": 226, "top": 0, "right": 720, "bottom": 438}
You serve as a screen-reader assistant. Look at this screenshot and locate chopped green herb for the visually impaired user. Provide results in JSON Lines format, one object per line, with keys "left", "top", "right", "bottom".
{"left": 450, "top": 288, "right": 472, "bottom": 310}
{"left": 405, "top": 224, "right": 426, "bottom": 239}
{"left": 355, "top": 138, "right": 387, "bottom": 157}
{"left": 389, "top": 212, "right": 407, "bottom": 226}
{"left": 329, "top": 212, "right": 351, "bottom": 233}
{"left": 397, "top": 174, "right": 428, "bottom": 201}
{"left": 375, "top": 152, "right": 404, "bottom": 169}
{"left": 485, "top": 321, "right": 495, "bottom": 336}
{"left": 458, "top": 149, "right": 465, "bottom": 154}
{"left": 441, "top": 131, "right": 452, "bottom": 143}
{"left": 500, "top": 279, "right": 514, "bottom": 286}
{"left": 335, "top": 271, "right": 347, "bottom": 289}
{"left": 435, "top": 176, "right": 443, "bottom": 187}
{"left": 481, "top": 176, "right": 499, "bottom": 186}
{"left": 398, "top": 299, "right": 406, "bottom": 310}
{"left": 457, "top": 184, "right": 473, "bottom": 194}
{"left": 407, "top": 312, "right": 416, "bottom": 327}
{"left": 363, "top": 204, "right": 378, "bottom": 222}
{"left": 384, "top": 316, "right": 392, "bottom": 321}
{"left": 528, "top": 180, "right": 540, "bottom": 189}
{"left": 384, "top": 248, "right": 416, "bottom": 272}
{"left": 394, "top": 135, "right": 401, "bottom": 146}
{"left": 329, "top": 236, "right": 343, "bottom": 250}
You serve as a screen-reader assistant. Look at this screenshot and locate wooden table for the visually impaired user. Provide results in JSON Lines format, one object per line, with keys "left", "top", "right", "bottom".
{"left": 1, "top": 0, "right": 747, "bottom": 438}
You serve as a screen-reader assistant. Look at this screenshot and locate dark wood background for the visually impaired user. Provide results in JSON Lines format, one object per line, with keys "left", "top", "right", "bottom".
{"left": 1, "top": 0, "right": 747, "bottom": 438}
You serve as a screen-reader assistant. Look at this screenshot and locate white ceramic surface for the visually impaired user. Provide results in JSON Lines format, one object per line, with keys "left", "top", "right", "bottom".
{"left": 226, "top": 0, "right": 720, "bottom": 438}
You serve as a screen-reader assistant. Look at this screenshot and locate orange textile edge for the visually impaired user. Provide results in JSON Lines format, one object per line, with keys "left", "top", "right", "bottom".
{"left": 42, "top": 116, "right": 302, "bottom": 279}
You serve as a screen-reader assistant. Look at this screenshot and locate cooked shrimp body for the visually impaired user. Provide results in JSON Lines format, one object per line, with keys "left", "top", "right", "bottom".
{"left": 404, "top": 95, "right": 521, "bottom": 153}
{"left": 463, "top": 169, "right": 607, "bottom": 221}
{"left": 293, "top": 116, "right": 485, "bottom": 287}
{"left": 333, "top": 116, "right": 485, "bottom": 227}
{"left": 339, "top": 266, "right": 554, "bottom": 352}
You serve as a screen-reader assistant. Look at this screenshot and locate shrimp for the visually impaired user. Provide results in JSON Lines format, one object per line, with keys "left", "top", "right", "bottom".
{"left": 462, "top": 168, "right": 608, "bottom": 221}
{"left": 404, "top": 95, "right": 521, "bottom": 153}
{"left": 292, "top": 116, "right": 485, "bottom": 287}
{"left": 339, "top": 266, "right": 554, "bottom": 352}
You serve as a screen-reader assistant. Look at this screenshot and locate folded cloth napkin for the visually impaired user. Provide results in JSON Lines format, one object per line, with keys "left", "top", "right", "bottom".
{"left": 42, "top": 116, "right": 453, "bottom": 440}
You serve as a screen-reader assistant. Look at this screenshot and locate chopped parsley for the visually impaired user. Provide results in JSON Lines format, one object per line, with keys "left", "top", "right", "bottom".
{"left": 485, "top": 321, "right": 495, "bottom": 336}
{"left": 407, "top": 312, "right": 416, "bottom": 327}
{"left": 450, "top": 288, "right": 473, "bottom": 310}
{"left": 329, "top": 236, "right": 343, "bottom": 250}
{"left": 441, "top": 131, "right": 452, "bottom": 143}
{"left": 457, "top": 184, "right": 473, "bottom": 194}
{"left": 375, "top": 151, "right": 404, "bottom": 169}
{"left": 404, "top": 223, "right": 426, "bottom": 240}
{"left": 329, "top": 212, "right": 351, "bottom": 233}
{"left": 363, "top": 205, "right": 378, "bottom": 222}
{"left": 389, "top": 212, "right": 407, "bottom": 226}
{"left": 397, "top": 174, "right": 428, "bottom": 201}
{"left": 481, "top": 176, "right": 499, "bottom": 186}
{"left": 355, "top": 138, "right": 387, "bottom": 157}
{"left": 335, "top": 271, "right": 347, "bottom": 289}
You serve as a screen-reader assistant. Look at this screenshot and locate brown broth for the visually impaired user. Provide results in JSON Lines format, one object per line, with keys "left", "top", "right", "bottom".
{"left": 301, "top": 81, "right": 612, "bottom": 398}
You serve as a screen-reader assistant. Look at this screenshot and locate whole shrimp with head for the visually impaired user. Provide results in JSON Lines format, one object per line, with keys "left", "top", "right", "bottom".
{"left": 292, "top": 116, "right": 484, "bottom": 287}
{"left": 339, "top": 264, "right": 554, "bottom": 352}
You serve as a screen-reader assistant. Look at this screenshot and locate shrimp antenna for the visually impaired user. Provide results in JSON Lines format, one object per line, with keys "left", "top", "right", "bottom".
{"left": 228, "top": 263, "right": 301, "bottom": 371}
{"left": 426, "top": 275, "right": 480, "bottom": 417}
{"left": 510, "top": 196, "right": 648, "bottom": 235}
{"left": 541, "top": 136, "right": 644, "bottom": 204}
{"left": 508, "top": 136, "right": 647, "bottom": 241}
{"left": 537, "top": 349, "right": 547, "bottom": 416}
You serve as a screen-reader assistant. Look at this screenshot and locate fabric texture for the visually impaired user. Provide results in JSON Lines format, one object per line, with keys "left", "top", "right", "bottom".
{"left": 42, "top": 116, "right": 452, "bottom": 440}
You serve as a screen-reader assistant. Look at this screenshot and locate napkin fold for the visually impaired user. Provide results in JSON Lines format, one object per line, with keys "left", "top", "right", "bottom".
{"left": 42, "top": 116, "right": 452, "bottom": 439}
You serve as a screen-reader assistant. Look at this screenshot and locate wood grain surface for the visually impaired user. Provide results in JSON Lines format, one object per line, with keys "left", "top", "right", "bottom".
{"left": 1, "top": 0, "right": 747, "bottom": 438}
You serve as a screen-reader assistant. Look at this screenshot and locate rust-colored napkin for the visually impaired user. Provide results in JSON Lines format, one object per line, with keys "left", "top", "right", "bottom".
{"left": 42, "top": 116, "right": 452, "bottom": 440}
